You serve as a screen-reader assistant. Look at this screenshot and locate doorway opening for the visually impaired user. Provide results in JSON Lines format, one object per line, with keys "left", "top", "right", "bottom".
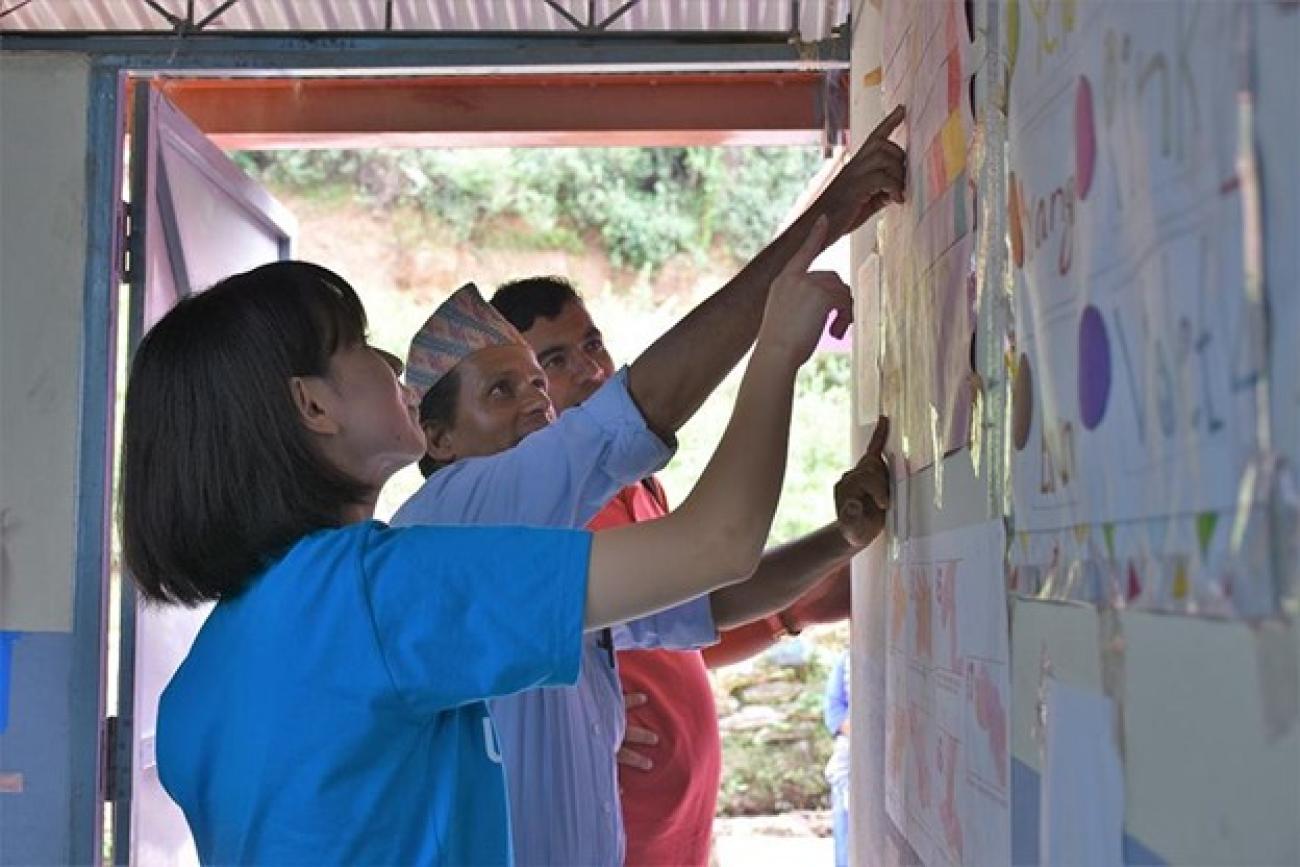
{"left": 107, "top": 71, "right": 853, "bottom": 866}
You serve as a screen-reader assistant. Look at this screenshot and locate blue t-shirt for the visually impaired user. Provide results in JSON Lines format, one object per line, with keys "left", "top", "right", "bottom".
{"left": 156, "top": 521, "right": 591, "bottom": 866}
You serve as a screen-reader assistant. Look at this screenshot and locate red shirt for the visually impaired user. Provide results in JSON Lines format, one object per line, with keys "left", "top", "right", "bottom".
{"left": 588, "top": 481, "right": 721, "bottom": 867}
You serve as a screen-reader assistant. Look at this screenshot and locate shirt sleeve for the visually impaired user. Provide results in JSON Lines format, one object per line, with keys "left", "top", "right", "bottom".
{"left": 824, "top": 654, "right": 850, "bottom": 734}
{"left": 588, "top": 480, "right": 714, "bottom": 649}
{"left": 392, "top": 368, "right": 674, "bottom": 530}
{"left": 611, "top": 594, "right": 717, "bottom": 651}
{"left": 359, "top": 523, "right": 591, "bottom": 717}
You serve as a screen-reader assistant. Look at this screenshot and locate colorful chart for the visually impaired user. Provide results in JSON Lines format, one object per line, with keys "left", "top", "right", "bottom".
{"left": 1006, "top": 1, "right": 1261, "bottom": 547}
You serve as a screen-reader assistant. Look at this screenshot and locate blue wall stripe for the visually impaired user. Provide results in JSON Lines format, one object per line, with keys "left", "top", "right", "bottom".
{"left": 1012, "top": 757, "right": 1167, "bottom": 866}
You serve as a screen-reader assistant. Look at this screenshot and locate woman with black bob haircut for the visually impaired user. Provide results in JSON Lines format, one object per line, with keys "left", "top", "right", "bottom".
{"left": 123, "top": 261, "right": 373, "bottom": 604}
{"left": 120, "top": 246, "right": 872, "bottom": 865}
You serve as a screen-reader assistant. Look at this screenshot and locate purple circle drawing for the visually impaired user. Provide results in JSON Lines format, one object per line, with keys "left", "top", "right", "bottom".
{"left": 1077, "top": 305, "right": 1111, "bottom": 430}
{"left": 1076, "top": 75, "right": 1097, "bottom": 200}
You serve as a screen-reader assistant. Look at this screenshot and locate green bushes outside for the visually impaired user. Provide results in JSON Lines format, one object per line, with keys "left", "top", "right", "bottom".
{"left": 234, "top": 146, "right": 822, "bottom": 273}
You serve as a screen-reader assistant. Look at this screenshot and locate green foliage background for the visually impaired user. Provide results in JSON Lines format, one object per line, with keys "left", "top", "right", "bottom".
{"left": 716, "top": 651, "right": 837, "bottom": 815}
{"left": 234, "top": 146, "right": 822, "bottom": 273}
{"left": 238, "top": 145, "right": 849, "bottom": 546}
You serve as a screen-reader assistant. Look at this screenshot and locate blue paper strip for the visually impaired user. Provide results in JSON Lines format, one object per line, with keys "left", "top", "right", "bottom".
{"left": 0, "top": 632, "right": 19, "bottom": 735}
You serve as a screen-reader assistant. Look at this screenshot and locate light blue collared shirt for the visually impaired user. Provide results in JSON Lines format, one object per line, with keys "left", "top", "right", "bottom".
{"left": 391, "top": 369, "right": 716, "bottom": 866}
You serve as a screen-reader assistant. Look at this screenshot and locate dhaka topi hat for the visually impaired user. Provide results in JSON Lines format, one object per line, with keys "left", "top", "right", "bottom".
{"left": 405, "top": 282, "right": 529, "bottom": 400}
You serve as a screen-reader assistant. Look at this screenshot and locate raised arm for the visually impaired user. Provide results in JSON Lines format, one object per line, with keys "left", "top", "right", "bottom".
{"left": 697, "top": 562, "right": 848, "bottom": 668}
{"left": 707, "top": 526, "right": 855, "bottom": 630}
{"left": 625, "top": 106, "right": 906, "bottom": 438}
{"left": 584, "top": 219, "right": 847, "bottom": 629}
{"left": 708, "top": 418, "right": 890, "bottom": 629}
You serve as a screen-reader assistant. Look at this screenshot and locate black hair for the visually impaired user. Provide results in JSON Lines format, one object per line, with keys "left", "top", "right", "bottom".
{"left": 416, "top": 367, "right": 459, "bottom": 478}
{"left": 490, "top": 275, "right": 582, "bottom": 333}
{"left": 121, "top": 260, "right": 373, "bottom": 605}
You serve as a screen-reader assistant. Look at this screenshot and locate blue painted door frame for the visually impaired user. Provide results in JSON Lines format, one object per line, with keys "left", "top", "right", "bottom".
{"left": 0, "top": 61, "right": 123, "bottom": 867}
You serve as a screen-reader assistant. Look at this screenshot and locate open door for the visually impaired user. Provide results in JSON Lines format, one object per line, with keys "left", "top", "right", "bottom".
{"left": 116, "top": 83, "right": 296, "bottom": 866}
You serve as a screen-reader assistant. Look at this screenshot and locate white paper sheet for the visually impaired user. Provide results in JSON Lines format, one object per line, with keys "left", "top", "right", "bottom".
{"left": 1007, "top": 1, "right": 1257, "bottom": 532}
{"left": 1041, "top": 679, "right": 1124, "bottom": 867}
{"left": 884, "top": 520, "right": 1010, "bottom": 866}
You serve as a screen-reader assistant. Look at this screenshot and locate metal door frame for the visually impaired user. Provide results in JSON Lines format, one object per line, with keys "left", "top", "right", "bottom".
{"left": 114, "top": 82, "right": 296, "bottom": 864}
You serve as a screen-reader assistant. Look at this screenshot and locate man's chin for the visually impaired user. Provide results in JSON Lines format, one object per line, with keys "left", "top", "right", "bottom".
{"left": 571, "top": 386, "right": 601, "bottom": 409}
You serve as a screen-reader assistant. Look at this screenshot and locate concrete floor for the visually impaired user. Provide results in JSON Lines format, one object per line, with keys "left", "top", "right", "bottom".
{"left": 713, "top": 813, "right": 836, "bottom": 867}
{"left": 714, "top": 834, "right": 834, "bottom": 866}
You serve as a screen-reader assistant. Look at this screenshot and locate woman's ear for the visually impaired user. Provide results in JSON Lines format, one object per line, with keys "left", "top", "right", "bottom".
{"left": 290, "top": 376, "right": 342, "bottom": 436}
{"left": 423, "top": 419, "right": 457, "bottom": 463}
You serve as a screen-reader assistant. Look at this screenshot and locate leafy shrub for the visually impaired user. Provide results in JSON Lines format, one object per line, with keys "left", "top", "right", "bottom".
{"left": 716, "top": 651, "right": 835, "bottom": 815}
{"left": 234, "top": 146, "right": 823, "bottom": 272}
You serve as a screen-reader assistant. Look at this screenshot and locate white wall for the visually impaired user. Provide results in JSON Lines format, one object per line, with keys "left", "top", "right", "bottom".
{"left": 0, "top": 51, "right": 92, "bottom": 632}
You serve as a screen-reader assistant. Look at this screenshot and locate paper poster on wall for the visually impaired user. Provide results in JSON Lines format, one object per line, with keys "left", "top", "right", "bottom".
{"left": 1006, "top": 1, "right": 1260, "bottom": 529}
{"left": 1256, "top": 2, "right": 1300, "bottom": 584}
{"left": 877, "top": 0, "right": 978, "bottom": 474}
{"left": 1040, "top": 679, "right": 1124, "bottom": 867}
{"left": 1003, "top": 1, "right": 1274, "bottom": 615}
{"left": 884, "top": 520, "right": 1010, "bottom": 866}
{"left": 1006, "top": 503, "right": 1276, "bottom": 617}
{"left": 855, "top": 254, "right": 883, "bottom": 426}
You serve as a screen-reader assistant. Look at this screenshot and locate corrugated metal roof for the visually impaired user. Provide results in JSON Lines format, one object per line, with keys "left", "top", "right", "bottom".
{"left": 0, "top": 1, "right": 850, "bottom": 38}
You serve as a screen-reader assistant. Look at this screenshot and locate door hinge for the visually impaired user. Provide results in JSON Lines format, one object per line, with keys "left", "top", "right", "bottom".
{"left": 103, "top": 714, "right": 122, "bottom": 803}
{"left": 117, "top": 200, "right": 134, "bottom": 285}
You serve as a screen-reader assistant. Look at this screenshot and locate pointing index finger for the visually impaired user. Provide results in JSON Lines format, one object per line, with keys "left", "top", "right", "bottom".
{"left": 866, "top": 416, "right": 891, "bottom": 458}
{"left": 786, "top": 214, "right": 829, "bottom": 274}
{"left": 867, "top": 105, "right": 906, "bottom": 142}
